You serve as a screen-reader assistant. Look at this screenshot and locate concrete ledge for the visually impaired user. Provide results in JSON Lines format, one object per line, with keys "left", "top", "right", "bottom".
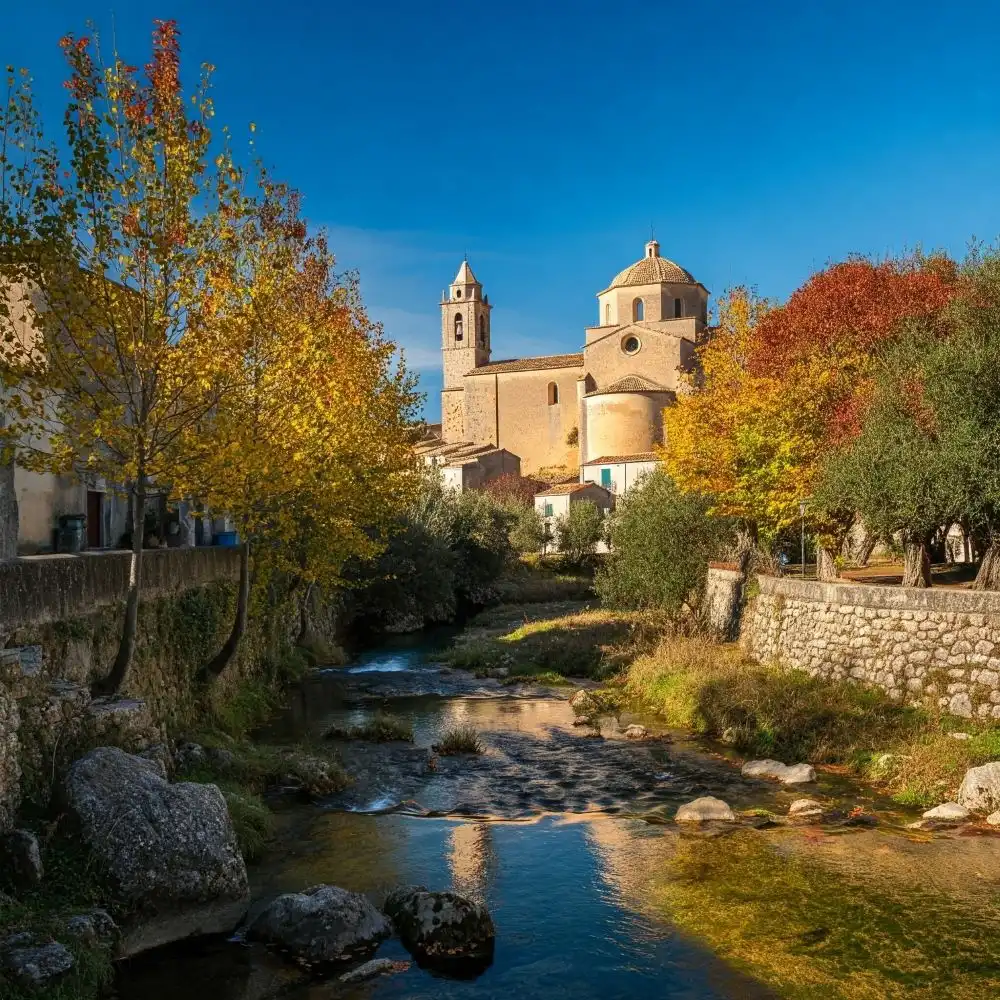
{"left": 757, "top": 573, "right": 1000, "bottom": 615}
{"left": 0, "top": 548, "right": 241, "bottom": 631}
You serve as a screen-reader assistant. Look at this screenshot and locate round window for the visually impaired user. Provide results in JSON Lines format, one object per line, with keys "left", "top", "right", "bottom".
{"left": 622, "top": 335, "right": 641, "bottom": 355}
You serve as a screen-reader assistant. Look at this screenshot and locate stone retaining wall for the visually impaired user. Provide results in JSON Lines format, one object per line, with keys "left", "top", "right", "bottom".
{"left": 742, "top": 574, "right": 1000, "bottom": 720}
{"left": 0, "top": 547, "right": 241, "bottom": 632}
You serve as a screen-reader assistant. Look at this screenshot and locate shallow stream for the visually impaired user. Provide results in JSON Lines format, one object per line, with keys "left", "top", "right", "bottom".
{"left": 116, "top": 631, "right": 1000, "bottom": 999}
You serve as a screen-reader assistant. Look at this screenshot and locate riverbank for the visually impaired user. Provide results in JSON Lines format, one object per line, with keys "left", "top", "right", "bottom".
{"left": 443, "top": 601, "right": 1000, "bottom": 808}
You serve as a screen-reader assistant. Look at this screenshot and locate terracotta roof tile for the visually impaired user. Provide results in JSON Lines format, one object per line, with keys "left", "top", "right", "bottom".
{"left": 536, "top": 482, "right": 611, "bottom": 496}
{"left": 466, "top": 353, "right": 583, "bottom": 376}
{"left": 582, "top": 452, "right": 660, "bottom": 466}
{"left": 585, "top": 374, "right": 672, "bottom": 396}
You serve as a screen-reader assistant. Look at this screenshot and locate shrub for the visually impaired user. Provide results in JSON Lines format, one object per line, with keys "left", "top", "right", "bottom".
{"left": 596, "top": 470, "right": 731, "bottom": 614}
{"left": 436, "top": 725, "right": 484, "bottom": 755}
{"left": 555, "top": 500, "right": 603, "bottom": 563}
{"left": 508, "top": 505, "right": 547, "bottom": 554}
{"left": 327, "top": 712, "right": 414, "bottom": 742}
{"left": 221, "top": 786, "right": 273, "bottom": 861}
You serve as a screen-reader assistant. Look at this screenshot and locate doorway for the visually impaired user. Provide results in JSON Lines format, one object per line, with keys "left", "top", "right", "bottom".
{"left": 86, "top": 491, "right": 103, "bottom": 548}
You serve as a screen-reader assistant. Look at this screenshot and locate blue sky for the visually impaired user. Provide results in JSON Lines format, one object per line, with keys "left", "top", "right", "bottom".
{"left": 4, "top": 2, "right": 1000, "bottom": 420}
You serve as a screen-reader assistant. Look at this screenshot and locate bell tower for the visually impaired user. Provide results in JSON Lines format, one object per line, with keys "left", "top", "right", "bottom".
{"left": 441, "top": 257, "right": 491, "bottom": 441}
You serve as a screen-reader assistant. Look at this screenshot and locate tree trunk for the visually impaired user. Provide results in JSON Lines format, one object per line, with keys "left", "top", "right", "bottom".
{"left": 856, "top": 530, "right": 878, "bottom": 568}
{"left": 973, "top": 538, "right": 1000, "bottom": 590}
{"left": 816, "top": 545, "right": 838, "bottom": 581}
{"left": 0, "top": 457, "right": 17, "bottom": 561}
{"left": 201, "top": 540, "right": 251, "bottom": 681}
{"left": 902, "top": 535, "right": 932, "bottom": 588}
{"left": 95, "top": 481, "right": 145, "bottom": 695}
{"left": 297, "top": 581, "right": 315, "bottom": 645}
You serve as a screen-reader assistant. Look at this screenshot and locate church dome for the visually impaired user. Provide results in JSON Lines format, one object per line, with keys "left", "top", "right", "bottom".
{"left": 605, "top": 239, "right": 696, "bottom": 289}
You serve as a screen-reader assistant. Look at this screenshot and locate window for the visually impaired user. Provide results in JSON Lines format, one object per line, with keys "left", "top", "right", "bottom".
{"left": 632, "top": 297, "right": 644, "bottom": 322}
{"left": 605, "top": 303, "right": 611, "bottom": 325}
{"left": 600, "top": 467, "right": 612, "bottom": 488}
{"left": 456, "top": 288, "right": 462, "bottom": 298}
{"left": 547, "top": 382, "right": 559, "bottom": 405}
{"left": 454, "top": 314, "right": 463, "bottom": 342}
{"left": 674, "top": 297, "right": 683, "bottom": 318}
{"left": 478, "top": 315, "right": 486, "bottom": 346}
{"left": 544, "top": 502, "right": 553, "bottom": 517}
{"left": 622, "top": 335, "right": 641, "bottom": 355}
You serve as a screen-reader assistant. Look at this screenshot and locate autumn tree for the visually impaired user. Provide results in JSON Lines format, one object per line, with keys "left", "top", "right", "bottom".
{"left": 174, "top": 173, "right": 420, "bottom": 676}
{"left": 0, "top": 24, "right": 242, "bottom": 693}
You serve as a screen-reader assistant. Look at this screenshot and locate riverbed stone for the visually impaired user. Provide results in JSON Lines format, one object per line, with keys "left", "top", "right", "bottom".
{"left": 64, "top": 909, "right": 118, "bottom": 948}
{"left": 339, "top": 958, "right": 410, "bottom": 983}
{"left": 569, "top": 689, "right": 599, "bottom": 714}
{"left": 0, "top": 829, "right": 43, "bottom": 892}
{"left": 675, "top": 797, "right": 735, "bottom": 823}
{"left": 788, "top": 799, "right": 824, "bottom": 818}
{"left": 986, "top": 810, "right": 1000, "bottom": 826}
{"left": 741, "top": 759, "right": 816, "bottom": 784}
{"left": 622, "top": 724, "right": 649, "bottom": 740}
{"left": 62, "top": 746, "right": 249, "bottom": 957}
{"left": 957, "top": 761, "right": 1000, "bottom": 814}
{"left": 383, "top": 887, "right": 495, "bottom": 967}
{"left": 248, "top": 884, "right": 391, "bottom": 966}
{"left": 922, "top": 802, "right": 971, "bottom": 821}
{"left": 0, "top": 937, "right": 74, "bottom": 988}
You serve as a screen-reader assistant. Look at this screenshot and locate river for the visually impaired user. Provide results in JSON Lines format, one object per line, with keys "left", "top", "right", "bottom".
{"left": 115, "top": 630, "right": 1000, "bottom": 1000}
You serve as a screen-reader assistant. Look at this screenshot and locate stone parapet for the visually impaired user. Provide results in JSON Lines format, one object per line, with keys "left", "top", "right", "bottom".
{"left": 742, "top": 574, "right": 1000, "bottom": 719}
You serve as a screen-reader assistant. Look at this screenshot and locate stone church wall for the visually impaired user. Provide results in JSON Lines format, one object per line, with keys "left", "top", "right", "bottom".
{"left": 741, "top": 573, "right": 1000, "bottom": 720}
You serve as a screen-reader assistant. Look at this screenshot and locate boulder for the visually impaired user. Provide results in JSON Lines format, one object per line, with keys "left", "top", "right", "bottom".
{"left": 987, "top": 810, "right": 1000, "bottom": 826}
{"left": 0, "top": 937, "right": 74, "bottom": 988}
{"left": 383, "top": 887, "right": 495, "bottom": 967}
{"left": 922, "top": 802, "right": 970, "bottom": 822}
{"left": 0, "top": 829, "right": 43, "bottom": 892}
{"left": 622, "top": 724, "right": 649, "bottom": 740}
{"left": 248, "top": 884, "right": 390, "bottom": 966}
{"left": 675, "top": 797, "right": 735, "bottom": 823}
{"left": 62, "top": 747, "right": 249, "bottom": 957}
{"left": 957, "top": 762, "right": 1000, "bottom": 814}
{"left": 569, "top": 689, "right": 599, "bottom": 715}
{"left": 64, "top": 909, "right": 118, "bottom": 949}
{"left": 741, "top": 759, "right": 816, "bottom": 785}
{"left": 339, "top": 958, "right": 411, "bottom": 983}
{"left": 788, "top": 799, "right": 824, "bottom": 818}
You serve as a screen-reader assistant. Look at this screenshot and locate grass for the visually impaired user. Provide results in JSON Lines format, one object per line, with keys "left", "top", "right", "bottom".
{"left": 624, "top": 635, "right": 1000, "bottom": 804}
{"left": 443, "top": 603, "right": 666, "bottom": 681}
{"left": 219, "top": 785, "right": 274, "bottom": 861}
{"left": 435, "top": 725, "right": 484, "bottom": 755}
{"left": 325, "top": 712, "right": 414, "bottom": 742}
{"left": 493, "top": 554, "right": 596, "bottom": 604}
{"left": 0, "top": 832, "right": 116, "bottom": 1000}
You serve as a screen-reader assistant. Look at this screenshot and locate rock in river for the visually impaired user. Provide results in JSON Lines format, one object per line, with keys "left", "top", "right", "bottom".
{"left": 742, "top": 759, "right": 816, "bottom": 785}
{"left": 788, "top": 799, "right": 824, "bottom": 819}
{"left": 248, "top": 884, "right": 391, "bottom": 966}
{"left": 339, "top": 957, "right": 411, "bottom": 983}
{"left": 922, "top": 802, "right": 970, "bottom": 822}
{"left": 0, "top": 829, "right": 43, "bottom": 892}
{"left": 675, "top": 797, "right": 735, "bottom": 823}
{"left": 62, "top": 747, "right": 249, "bottom": 957}
{"left": 622, "top": 724, "right": 649, "bottom": 740}
{"left": 383, "top": 887, "right": 495, "bottom": 967}
{"left": 0, "top": 935, "right": 74, "bottom": 988}
{"left": 957, "top": 762, "right": 1000, "bottom": 814}
{"left": 569, "top": 689, "right": 599, "bottom": 715}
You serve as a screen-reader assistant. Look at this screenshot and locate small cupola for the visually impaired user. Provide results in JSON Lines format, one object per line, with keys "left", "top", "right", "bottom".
{"left": 645, "top": 239, "right": 660, "bottom": 259}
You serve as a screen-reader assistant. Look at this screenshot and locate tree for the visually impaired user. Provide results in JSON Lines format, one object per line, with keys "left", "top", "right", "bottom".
{"left": 0, "top": 24, "right": 242, "bottom": 693}
{"left": 663, "top": 259, "right": 958, "bottom": 577}
{"left": 172, "top": 172, "right": 419, "bottom": 677}
{"left": 481, "top": 472, "right": 541, "bottom": 507}
{"left": 555, "top": 500, "right": 603, "bottom": 564}
{"left": 596, "top": 470, "right": 731, "bottom": 612}
{"left": 508, "top": 503, "right": 546, "bottom": 554}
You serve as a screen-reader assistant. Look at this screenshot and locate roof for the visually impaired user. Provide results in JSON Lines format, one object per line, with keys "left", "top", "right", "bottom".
{"left": 584, "top": 374, "right": 672, "bottom": 396}
{"left": 601, "top": 241, "right": 696, "bottom": 292}
{"left": 536, "top": 482, "right": 610, "bottom": 497}
{"left": 453, "top": 259, "right": 479, "bottom": 286}
{"left": 582, "top": 452, "right": 660, "bottom": 466}
{"left": 466, "top": 353, "right": 584, "bottom": 376}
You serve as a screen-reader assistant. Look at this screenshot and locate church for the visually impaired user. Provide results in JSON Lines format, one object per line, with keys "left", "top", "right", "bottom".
{"left": 417, "top": 239, "right": 709, "bottom": 492}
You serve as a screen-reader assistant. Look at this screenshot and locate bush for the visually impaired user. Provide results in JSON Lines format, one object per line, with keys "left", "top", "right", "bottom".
{"left": 435, "top": 725, "right": 483, "bottom": 755}
{"left": 555, "top": 500, "right": 603, "bottom": 563}
{"left": 508, "top": 505, "right": 547, "bottom": 554}
{"left": 596, "top": 470, "right": 731, "bottom": 613}
{"left": 326, "top": 712, "right": 414, "bottom": 742}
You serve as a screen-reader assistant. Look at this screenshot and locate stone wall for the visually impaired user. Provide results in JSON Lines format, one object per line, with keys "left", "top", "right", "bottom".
{"left": 0, "top": 547, "right": 241, "bottom": 631}
{"left": 742, "top": 574, "right": 1000, "bottom": 720}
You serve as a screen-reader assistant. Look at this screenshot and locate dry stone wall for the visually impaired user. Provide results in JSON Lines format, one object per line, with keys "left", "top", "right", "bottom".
{"left": 742, "top": 573, "right": 1000, "bottom": 720}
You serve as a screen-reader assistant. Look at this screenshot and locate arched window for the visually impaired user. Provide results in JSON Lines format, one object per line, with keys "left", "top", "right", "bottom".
{"left": 632, "top": 297, "right": 644, "bottom": 322}
{"left": 674, "top": 297, "right": 683, "bottom": 318}
{"left": 605, "top": 303, "right": 611, "bottom": 325}
{"left": 478, "top": 315, "right": 486, "bottom": 346}
{"left": 454, "top": 313, "right": 463, "bottom": 342}
{"left": 547, "top": 382, "right": 559, "bottom": 405}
